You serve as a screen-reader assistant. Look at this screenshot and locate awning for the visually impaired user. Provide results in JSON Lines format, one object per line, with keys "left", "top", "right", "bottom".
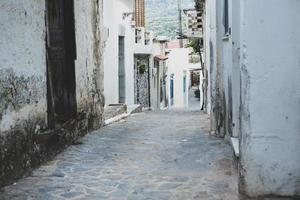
{"left": 154, "top": 55, "right": 168, "bottom": 61}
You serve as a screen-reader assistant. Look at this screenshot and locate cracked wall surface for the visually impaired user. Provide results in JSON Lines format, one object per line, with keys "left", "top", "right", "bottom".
{"left": 205, "top": 0, "right": 300, "bottom": 198}
{"left": 0, "top": 0, "right": 104, "bottom": 187}
{"left": 239, "top": 0, "right": 300, "bottom": 197}
{"left": 0, "top": 1, "right": 47, "bottom": 134}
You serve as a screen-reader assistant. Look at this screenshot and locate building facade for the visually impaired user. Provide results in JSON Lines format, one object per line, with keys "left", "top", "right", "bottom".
{"left": 203, "top": 0, "right": 300, "bottom": 197}
{"left": 0, "top": 0, "right": 105, "bottom": 187}
{"left": 103, "top": 0, "right": 135, "bottom": 106}
{"left": 150, "top": 38, "right": 169, "bottom": 110}
{"left": 166, "top": 47, "right": 201, "bottom": 109}
{"left": 133, "top": 0, "right": 154, "bottom": 109}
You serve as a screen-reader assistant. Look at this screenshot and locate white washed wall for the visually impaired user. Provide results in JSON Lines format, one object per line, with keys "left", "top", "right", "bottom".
{"left": 103, "top": 0, "right": 135, "bottom": 105}
{"left": 239, "top": 0, "right": 300, "bottom": 196}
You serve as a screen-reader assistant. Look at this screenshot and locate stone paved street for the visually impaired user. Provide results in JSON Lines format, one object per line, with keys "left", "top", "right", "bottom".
{"left": 0, "top": 110, "right": 238, "bottom": 200}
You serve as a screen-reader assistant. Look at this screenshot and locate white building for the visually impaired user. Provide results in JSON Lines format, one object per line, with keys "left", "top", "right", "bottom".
{"left": 150, "top": 37, "right": 169, "bottom": 110}
{"left": 134, "top": 27, "right": 154, "bottom": 108}
{"left": 103, "top": 0, "right": 135, "bottom": 106}
{"left": 165, "top": 43, "right": 202, "bottom": 109}
{"left": 204, "top": 0, "right": 300, "bottom": 197}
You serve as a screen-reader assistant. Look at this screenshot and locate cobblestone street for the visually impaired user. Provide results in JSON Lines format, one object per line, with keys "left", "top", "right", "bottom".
{"left": 0, "top": 110, "right": 238, "bottom": 200}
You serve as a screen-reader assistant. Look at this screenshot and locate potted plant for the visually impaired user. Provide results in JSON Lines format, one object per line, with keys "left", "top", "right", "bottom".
{"left": 139, "top": 64, "right": 147, "bottom": 74}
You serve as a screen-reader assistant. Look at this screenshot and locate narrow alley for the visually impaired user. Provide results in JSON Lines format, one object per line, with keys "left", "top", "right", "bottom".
{"left": 1, "top": 0, "right": 300, "bottom": 199}
{"left": 0, "top": 110, "right": 238, "bottom": 200}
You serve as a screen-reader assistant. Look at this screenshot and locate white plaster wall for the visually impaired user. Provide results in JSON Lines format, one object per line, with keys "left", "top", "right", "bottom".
{"left": 0, "top": 1, "right": 46, "bottom": 77}
{"left": 103, "top": 0, "right": 135, "bottom": 105}
{"left": 166, "top": 49, "right": 190, "bottom": 108}
{"left": 231, "top": 0, "right": 241, "bottom": 138}
{"left": 134, "top": 27, "right": 153, "bottom": 54}
{"left": 220, "top": 0, "right": 234, "bottom": 137}
{"left": 199, "top": 70, "right": 204, "bottom": 108}
{"left": 149, "top": 54, "right": 156, "bottom": 110}
{"left": 206, "top": 0, "right": 222, "bottom": 133}
{"left": 150, "top": 41, "right": 164, "bottom": 110}
{"left": 75, "top": 1, "right": 97, "bottom": 105}
{"left": 124, "top": 16, "right": 135, "bottom": 106}
{"left": 239, "top": 0, "right": 300, "bottom": 196}
{"left": 0, "top": 1, "right": 47, "bottom": 131}
{"left": 203, "top": 0, "right": 212, "bottom": 114}
{"left": 222, "top": 39, "right": 233, "bottom": 135}
{"left": 103, "top": 0, "right": 118, "bottom": 105}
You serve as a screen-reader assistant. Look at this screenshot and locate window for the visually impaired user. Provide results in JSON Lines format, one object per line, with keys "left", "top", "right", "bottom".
{"left": 223, "top": 0, "right": 230, "bottom": 35}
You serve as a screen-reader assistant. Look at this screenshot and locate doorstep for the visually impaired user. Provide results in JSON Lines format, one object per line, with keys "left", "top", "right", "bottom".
{"left": 230, "top": 137, "right": 239, "bottom": 158}
{"left": 104, "top": 104, "right": 142, "bottom": 125}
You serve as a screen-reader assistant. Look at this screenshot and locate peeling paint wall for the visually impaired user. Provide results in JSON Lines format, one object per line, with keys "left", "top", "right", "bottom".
{"left": 0, "top": 0, "right": 104, "bottom": 187}
{"left": 75, "top": 0, "right": 104, "bottom": 129}
{"left": 239, "top": 0, "right": 300, "bottom": 197}
{"left": 0, "top": 0, "right": 47, "bottom": 187}
{"left": 204, "top": 0, "right": 214, "bottom": 131}
{"left": 206, "top": 0, "right": 227, "bottom": 136}
{"left": 231, "top": 0, "right": 241, "bottom": 138}
{"left": 0, "top": 1, "right": 47, "bottom": 135}
{"left": 205, "top": 0, "right": 300, "bottom": 197}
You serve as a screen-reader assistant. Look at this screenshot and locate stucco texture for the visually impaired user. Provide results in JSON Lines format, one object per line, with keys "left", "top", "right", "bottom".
{"left": 0, "top": 1, "right": 47, "bottom": 133}
{"left": 239, "top": 0, "right": 300, "bottom": 197}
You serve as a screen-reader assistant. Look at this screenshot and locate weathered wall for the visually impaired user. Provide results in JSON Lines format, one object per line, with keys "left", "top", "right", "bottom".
{"left": 222, "top": 38, "right": 233, "bottom": 138}
{"left": 150, "top": 41, "right": 168, "bottom": 110}
{"left": 239, "top": 0, "right": 300, "bottom": 197}
{"left": 206, "top": 0, "right": 239, "bottom": 138}
{"left": 221, "top": 0, "right": 240, "bottom": 138}
{"left": 231, "top": 0, "right": 241, "bottom": 138}
{"left": 0, "top": 0, "right": 104, "bottom": 187}
{"left": 75, "top": 0, "right": 104, "bottom": 129}
{"left": 207, "top": 0, "right": 227, "bottom": 136}
{"left": 0, "top": 1, "right": 47, "bottom": 133}
{"left": 0, "top": 0, "right": 47, "bottom": 187}
{"left": 203, "top": 0, "right": 212, "bottom": 115}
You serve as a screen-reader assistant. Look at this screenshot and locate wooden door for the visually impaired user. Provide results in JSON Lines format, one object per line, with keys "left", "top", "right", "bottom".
{"left": 46, "top": 0, "right": 77, "bottom": 127}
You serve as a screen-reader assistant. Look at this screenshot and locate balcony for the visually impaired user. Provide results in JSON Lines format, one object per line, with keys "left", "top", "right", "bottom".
{"left": 134, "top": 27, "right": 153, "bottom": 55}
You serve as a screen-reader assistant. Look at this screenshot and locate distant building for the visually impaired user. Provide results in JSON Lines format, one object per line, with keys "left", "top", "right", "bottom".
{"left": 151, "top": 38, "right": 169, "bottom": 109}
{"left": 165, "top": 41, "right": 202, "bottom": 109}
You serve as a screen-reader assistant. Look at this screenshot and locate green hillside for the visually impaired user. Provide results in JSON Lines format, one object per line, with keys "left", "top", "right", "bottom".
{"left": 146, "top": 0, "right": 195, "bottom": 39}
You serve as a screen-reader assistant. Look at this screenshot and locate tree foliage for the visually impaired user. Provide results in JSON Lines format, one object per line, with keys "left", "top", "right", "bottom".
{"left": 186, "top": 38, "right": 201, "bottom": 54}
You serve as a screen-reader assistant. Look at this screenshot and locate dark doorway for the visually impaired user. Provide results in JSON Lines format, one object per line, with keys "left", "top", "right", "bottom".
{"left": 170, "top": 74, "right": 174, "bottom": 106}
{"left": 46, "top": 0, "right": 77, "bottom": 128}
{"left": 118, "top": 36, "right": 126, "bottom": 103}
